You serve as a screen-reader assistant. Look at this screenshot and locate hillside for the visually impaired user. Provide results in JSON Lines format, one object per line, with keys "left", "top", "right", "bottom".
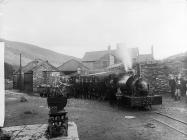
{"left": 161, "top": 51, "right": 187, "bottom": 76}
{"left": 1, "top": 38, "right": 79, "bottom": 68}
{"left": 163, "top": 52, "right": 187, "bottom": 62}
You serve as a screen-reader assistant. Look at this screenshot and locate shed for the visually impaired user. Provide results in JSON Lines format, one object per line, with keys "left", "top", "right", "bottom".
{"left": 13, "top": 59, "right": 61, "bottom": 93}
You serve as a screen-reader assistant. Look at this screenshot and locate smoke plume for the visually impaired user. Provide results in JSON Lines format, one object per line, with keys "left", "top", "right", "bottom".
{"left": 116, "top": 43, "right": 132, "bottom": 71}
{"left": 118, "top": 75, "right": 130, "bottom": 84}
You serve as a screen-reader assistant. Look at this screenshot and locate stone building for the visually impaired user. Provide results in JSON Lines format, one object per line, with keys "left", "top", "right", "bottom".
{"left": 137, "top": 46, "right": 155, "bottom": 64}
{"left": 82, "top": 46, "right": 118, "bottom": 71}
{"left": 137, "top": 54, "right": 154, "bottom": 64}
{"left": 82, "top": 46, "right": 139, "bottom": 71}
{"left": 13, "top": 59, "right": 61, "bottom": 92}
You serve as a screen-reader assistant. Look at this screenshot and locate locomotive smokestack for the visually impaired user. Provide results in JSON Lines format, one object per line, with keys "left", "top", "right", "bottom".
{"left": 136, "top": 63, "right": 141, "bottom": 77}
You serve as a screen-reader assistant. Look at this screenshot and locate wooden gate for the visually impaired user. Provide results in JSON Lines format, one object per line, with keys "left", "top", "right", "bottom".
{"left": 24, "top": 72, "right": 33, "bottom": 92}
{"left": 13, "top": 74, "right": 24, "bottom": 90}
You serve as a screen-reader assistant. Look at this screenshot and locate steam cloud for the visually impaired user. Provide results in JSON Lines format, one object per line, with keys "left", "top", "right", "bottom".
{"left": 116, "top": 43, "right": 132, "bottom": 71}
{"left": 118, "top": 75, "right": 130, "bottom": 84}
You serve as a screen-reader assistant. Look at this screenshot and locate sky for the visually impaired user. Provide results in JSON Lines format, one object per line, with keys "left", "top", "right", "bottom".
{"left": 0, "top": 0, "right": 187, "bottom": 59}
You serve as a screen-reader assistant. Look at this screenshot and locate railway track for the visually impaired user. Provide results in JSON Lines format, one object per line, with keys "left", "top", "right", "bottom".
{"left": 151, "top": 111, "right": 187, "bottom": 137}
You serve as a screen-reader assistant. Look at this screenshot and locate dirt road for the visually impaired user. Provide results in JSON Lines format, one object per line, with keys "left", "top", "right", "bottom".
{"left": 4, "top": 90, "right": 187, "bottom": 140}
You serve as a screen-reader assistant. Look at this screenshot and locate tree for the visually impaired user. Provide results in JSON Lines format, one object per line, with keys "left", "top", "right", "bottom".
{"left": 4, "top": 63, "right": 15, "bottom": 79}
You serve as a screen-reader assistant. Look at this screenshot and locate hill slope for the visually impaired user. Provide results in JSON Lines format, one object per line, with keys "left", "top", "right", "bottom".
{"left": 1, "top": 38, "right": 79, "bottom": 68}
{"left": 163, "top": 52, "right": 187, "bottom": 62}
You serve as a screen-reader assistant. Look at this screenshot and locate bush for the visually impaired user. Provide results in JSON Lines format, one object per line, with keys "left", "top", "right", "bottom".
{"left": 4, "top": 63, "right": 15, "bottom": 80}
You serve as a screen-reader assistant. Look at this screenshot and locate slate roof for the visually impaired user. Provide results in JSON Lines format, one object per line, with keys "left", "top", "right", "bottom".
{"left": 58, "top": 59, "right": 89, "bottom": 72}
{"left": 22, "top": 59, "right": 58, "bottom": 73}
{"left": 22, "top": 59, "right": 43, "bottom": 73}
{"left": 32, "top": 61, "right": 59, "bottom": 72}
{"left": 82, "top": 48, "right": 139, "bottom": 62}
{"left": 82, "top": 50, "right": 115, "bottom": 62}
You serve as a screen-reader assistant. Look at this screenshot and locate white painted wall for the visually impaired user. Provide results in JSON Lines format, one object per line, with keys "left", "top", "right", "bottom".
{"left": 0, "top": 42, "right": 5, "bottom": 127}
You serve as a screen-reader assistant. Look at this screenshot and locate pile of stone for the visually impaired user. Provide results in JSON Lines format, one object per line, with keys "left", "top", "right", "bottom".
{"left": 139, "top": 54, "right": 187, "bottom": 95}
{"left": 141, "top": 63, "right": 171, "bottom": 94}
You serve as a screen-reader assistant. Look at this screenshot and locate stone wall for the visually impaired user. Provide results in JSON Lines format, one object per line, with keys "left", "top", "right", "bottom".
{"left": 43, "top": 71, "right": 62, "bottom": 86}
{"left": 33, "top": 62, "right": 58, "bottom": 92}
{"left": 141, "top": 63, "right": 172, "bottom": 94}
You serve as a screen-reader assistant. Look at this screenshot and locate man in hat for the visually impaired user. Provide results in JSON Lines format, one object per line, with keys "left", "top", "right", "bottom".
{"left": 175, "top": 74, "right": 182, "bottom": 101}
{"left": 169, "top": 74, "right": 176, "bottom": 98}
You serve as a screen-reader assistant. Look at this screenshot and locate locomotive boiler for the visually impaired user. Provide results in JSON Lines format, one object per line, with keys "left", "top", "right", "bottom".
{"left": 119, "top": 75, "right": 149, "bottom": 97}
{"left": 118, "top": 64, "right": 149, "bottom": 97}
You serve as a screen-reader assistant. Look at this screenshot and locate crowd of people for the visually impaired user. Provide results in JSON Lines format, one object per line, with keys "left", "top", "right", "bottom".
{"left": 67, "top": 75, "right": 119, "bottom": 104}
{"left": 69, "top": 73, "right": 187, "bottom": 102}
{"left": 169, "top": 74, "right": 187, "bottom": 101}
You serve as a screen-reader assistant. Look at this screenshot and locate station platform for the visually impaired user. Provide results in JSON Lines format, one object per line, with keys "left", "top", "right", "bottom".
{"left": 2, "top": 122, "right": 79, "bottom": 140}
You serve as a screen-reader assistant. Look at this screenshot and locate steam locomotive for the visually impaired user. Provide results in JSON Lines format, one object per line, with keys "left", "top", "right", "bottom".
{"left": 69, "top": 63, "right": 162, "bottom": 108}
{"left": 117, "top": 71, "right": 162, "bottom": 108}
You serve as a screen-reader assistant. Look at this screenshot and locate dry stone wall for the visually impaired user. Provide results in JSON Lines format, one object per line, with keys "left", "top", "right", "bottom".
{"left": 141, "top": 63, "right": 172, "bottom": 94}
{"left": 33, "top": 62, "right": 58, "bottom": 92}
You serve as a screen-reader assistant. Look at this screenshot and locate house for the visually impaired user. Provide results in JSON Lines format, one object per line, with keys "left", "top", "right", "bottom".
{"left": 137, "top": 46, "right": 155, "bottom": 64}
{"left": 82, "top": 46, "right": 139, "bottom": 70}
{"left": 13, "top": 59, "right": 61, "bottom": 92}
{"left": 58, "top": 59, "right": 89, "bottom": 75}
{"left": 82, "top": 46, "right": 119, "bottom": 70}
{"left": 106, "top": 63, "right": 125, "bottom": 74}
{"left": 137, "top": 54, "right": 154, "bottom": 64}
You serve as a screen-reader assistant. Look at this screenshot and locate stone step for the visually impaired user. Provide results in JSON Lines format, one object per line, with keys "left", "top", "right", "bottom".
{"left": 2, "top": 122, "right": 79, "bottom": 140}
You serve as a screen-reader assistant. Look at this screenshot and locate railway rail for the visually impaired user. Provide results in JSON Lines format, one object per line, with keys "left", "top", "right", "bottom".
{"left": 151, "top": 111, "right": 187, "bottom": 137}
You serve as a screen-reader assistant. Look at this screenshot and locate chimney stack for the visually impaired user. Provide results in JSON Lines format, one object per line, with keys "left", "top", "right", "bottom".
{"left": 151, "top": 45, "right": 154, "bottom": 59}
{"left": 116, "top": 44, "right": 120, "bottom": 50}
{"left": 108, "top": 45, "right": 111, "bottom": 66}
{"left": 136, "top": 63, "right": 141, "bottom": 77}
{"left": 108, "top": 45, "right": 111, "bottom": 52}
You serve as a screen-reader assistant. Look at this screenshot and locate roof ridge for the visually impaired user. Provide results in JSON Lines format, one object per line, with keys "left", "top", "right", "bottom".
{"left": 85, "top": 49, "right": 116, "bottom": 53}
{"left": 21, "top": 59, "right": 42, "bottom": 72}
{"left": 32, "top": 60, "right": 58, "bottom": 71}
{"left": 58, "top": 59, "right": 89, "bottom": 70}
{"left": 58, "top": 59, "right": 77, "bottom": 69}
{"left": 23, "top": 60, "right": 45, "bottom": 72}
{"left": 82, "top": 47, "right": 139, "bottom": 62}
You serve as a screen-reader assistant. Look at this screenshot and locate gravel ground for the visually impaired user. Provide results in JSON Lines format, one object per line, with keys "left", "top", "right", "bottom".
{"left": 4, "top": 90, "right": 187, "bottom": 140}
